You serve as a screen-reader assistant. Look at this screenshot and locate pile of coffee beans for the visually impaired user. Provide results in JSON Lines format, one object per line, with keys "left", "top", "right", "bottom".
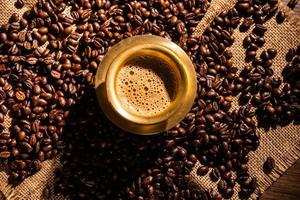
{"left": 0, "top": 0, "right": 212, "bottom": 198}
{"left": 180, "top": 0, "right": 299, "bottom": 198}
{"left": 0, "top": 0, "right": 299, "bottom": 199}
{"left": 54, "top": 90, "right": 210, "bottom": 199}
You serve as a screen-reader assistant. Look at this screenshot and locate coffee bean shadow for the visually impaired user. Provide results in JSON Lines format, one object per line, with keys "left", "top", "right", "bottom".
{"left": 51, "top": 87, "right": 167, "bottom": 199}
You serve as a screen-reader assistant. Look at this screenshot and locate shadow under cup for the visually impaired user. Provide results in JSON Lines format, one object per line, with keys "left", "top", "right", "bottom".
{"left": 95, "top": 35, "right": 197, "bottom": 135}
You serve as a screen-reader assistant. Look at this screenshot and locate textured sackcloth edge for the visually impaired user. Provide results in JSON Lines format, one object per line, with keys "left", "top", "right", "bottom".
{"left": 0, "top": 0, "right": 299, "bottom": 200}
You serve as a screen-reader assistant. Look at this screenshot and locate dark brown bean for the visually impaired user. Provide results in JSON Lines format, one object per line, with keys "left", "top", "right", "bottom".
{"left": 253, "top": 24, "right": 267, "bottom": 36}
{"left": 20, "top": 142, "right": 33, "bottom": 153}
{"left": 197, "top": 166, "right": 209, "bottom": 176}
{"left": 210, "top": 168, "right": 221, "bottom": 182}
{"left": 217, "top": 179, "right": 227, "bottom": 192}
{"left": 264, "top": 157, "right": 275, "bottom": 173}
{"left": 15, "top": 0, "right": 25, "bottom": 9}
{"left": 0, "top": 151, "right": 11, "bottom": 159}
{"left": 246, "top": 50, "right": 256, "bottom": 61}
{"left": 15, "top": 90, "right": 26, "bottom": 101}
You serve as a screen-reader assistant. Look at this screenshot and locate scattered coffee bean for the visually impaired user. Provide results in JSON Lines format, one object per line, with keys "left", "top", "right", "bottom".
{"left": 240, "top": 18, "right": 254, "bottom": 32}
{"left": 217, "top": 179, "right": 227, "bottom": 192}
{"left": 286, "top": 48, "right": 296, "bottom": 61}
{"left": 253, "top": 24, "right": 267, "bottom": 36}
{"left": 15, "top": 0, "right": 25, "bottom": 9}
{"left": 264, "top": 156, "right": 276, "bottom": 173}
{"left": 15, "top": 90, "right": 26, "bottom": 101}
{"left": 267, "top": 48, "right": 278, "bottom": 59}
{"left": 197, "top": 166, "right": 209, "bottom": 176}
{"left": 287, "top": 0, "right": 299, "bottom": 9}
{"left": 255, "top": 37, "right": 266, "bottom": 47}
{"left": 276, "top": 10, "right": 286, "bottom": 23}
{"left": 0, "top": 151, "right": 11, "bottom": 159}
{"left": 210, "top": 168, "right": 221, "bottom": 182}
{"left": 246, "top": 50, "right": 257, "bottom": 61}
{"left": 223, "top": 187, "right": 234, "bottom": 199}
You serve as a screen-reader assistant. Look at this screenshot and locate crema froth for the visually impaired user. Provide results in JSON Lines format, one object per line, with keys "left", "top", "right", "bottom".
{"left": 116, "top": 55, "right": 178, "bottom": 117}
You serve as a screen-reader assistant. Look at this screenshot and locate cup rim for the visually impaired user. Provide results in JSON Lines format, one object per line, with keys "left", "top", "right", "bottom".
{"left": 107, "top": 46, "right": 184, "bottom": 124}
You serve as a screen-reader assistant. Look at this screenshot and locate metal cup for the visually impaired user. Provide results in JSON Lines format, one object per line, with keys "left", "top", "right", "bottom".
{"left": 95, "top": 35, "right": 197, "bottom": 135}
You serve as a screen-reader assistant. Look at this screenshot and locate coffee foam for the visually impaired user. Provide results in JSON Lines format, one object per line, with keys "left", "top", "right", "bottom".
{"left": 116, "top": 55, "right": 177, "bottom": 117}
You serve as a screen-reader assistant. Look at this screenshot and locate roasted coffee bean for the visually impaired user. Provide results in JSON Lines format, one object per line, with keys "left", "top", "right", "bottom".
{"left": 253, "top": 24, "right": 267, "bottom": 36}
{"left": 237, "top": 1, "right": 251, "bottom": 11}
{"left": 217, "top": 179, "right": 227, "bottom": 192}
{"left": 17, "top": 131, "right": 26, "bottom": 141}
{"left": 264, "top": 156, "right": 275, "bottom": 173}
{"left": 255, "top": 37, "right": 265, "bottom": 47}
{"left": 210, "top": 168, "right": 221, "bottom": 182}
{"left": 11, "top": 149, "right": 19, "bottom": 157}
{"left": 0, "top": 151, "right": 11, "bottom": 159}
{"left": 20, "top": 142, "right": 33, "bottom": 153}
{"left": 246, "top": 50, "right": 257, "bottom": 61}
{"left": 0, "top": 112, "right": 4, "bottom": 123}
{"left": 260, "top": 50, "right": 270, "bottom": 60}
{"left": 287, "top": 0, "right": 298, "bottom": 9}
{"left": 10, "top": 13, "right": 20, "bottom": 23}
{"left": 241, "top": 176, "right": 253, "bottom": 188}
{"left": 248, "top": 43, "right": 258, "bottom": 51}
{"left": 211, "top": 192, "right": 222, "bottom": 200}
{"left": 15, "top": 0, "right": 25, "bottom": 9}
{"left": 15, "top": 90, "right": 26, "bottom": 101}
{"left": 223, "top": 187, "right": 234, "bottom": 198}
{"left": 276, "top": 10, "right": 285, "bottom": 23}
{"left": 240, "top": 18, "right": 254, "bottom": 32}
{"left": 197, "top": 166, "right": 209, "bottom": 176}
{"left": 286, "top": 48, "right": 296, "bottom": 61}
{"left": 267, "top": 49, "right": 277, "bottom": 59}
{"left": 296, "top": 45, "right": 300, "bottom": 55}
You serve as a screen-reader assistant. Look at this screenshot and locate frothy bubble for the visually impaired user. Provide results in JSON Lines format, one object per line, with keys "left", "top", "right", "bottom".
{"left": 116, "top": 55, "right": 177, "bottom": 117}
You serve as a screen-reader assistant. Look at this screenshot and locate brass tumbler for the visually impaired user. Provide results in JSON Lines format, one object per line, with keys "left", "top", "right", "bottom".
{"left": 95, "top": 35, "right": 197, "bottom": 135}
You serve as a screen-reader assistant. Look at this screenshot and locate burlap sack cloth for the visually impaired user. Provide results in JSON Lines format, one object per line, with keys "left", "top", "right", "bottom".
{"left": 0, "top": 0, "right": 299, "bottom": 199}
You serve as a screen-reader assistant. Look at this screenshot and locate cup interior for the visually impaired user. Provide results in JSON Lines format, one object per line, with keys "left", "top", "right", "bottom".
{"left": 113, "top": 51, "right": 181, "bottom": 120}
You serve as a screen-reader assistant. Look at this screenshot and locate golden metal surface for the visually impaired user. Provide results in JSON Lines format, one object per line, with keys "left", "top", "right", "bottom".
{"left": 95, "top": 35, "right": 197, "bottom": 135}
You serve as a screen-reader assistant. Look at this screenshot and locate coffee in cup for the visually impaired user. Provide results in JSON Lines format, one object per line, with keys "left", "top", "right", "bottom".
{"left": 116, "top": 55, "right": 178, "bottom": 117}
